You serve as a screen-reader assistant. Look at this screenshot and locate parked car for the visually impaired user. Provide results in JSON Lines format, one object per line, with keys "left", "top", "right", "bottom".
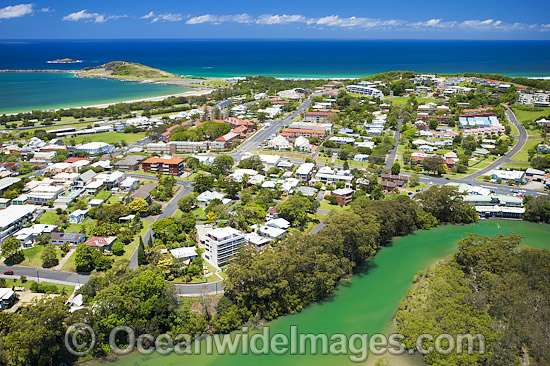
{"left": 3, "top": 270, "right": 14, "bottom": 275}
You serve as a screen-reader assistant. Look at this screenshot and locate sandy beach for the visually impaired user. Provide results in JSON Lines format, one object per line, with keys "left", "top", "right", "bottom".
{"left": 67, "top": 88, "right": 215, "bottom": 110}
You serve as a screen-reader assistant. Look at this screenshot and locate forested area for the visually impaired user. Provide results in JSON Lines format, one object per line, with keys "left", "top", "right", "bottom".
{"left": 0, "top": 187, "right": 479, "bottom": 365}
{"left": 397, "top": 233, "right": 550, "bottom": 366}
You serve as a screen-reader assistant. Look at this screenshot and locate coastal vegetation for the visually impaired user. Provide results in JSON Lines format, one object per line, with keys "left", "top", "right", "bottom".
{"left": 397, "top": 232, "right": 550, "bottom": 365}
{"left": 80, "top": 61, "right": 178, "bottom": 80}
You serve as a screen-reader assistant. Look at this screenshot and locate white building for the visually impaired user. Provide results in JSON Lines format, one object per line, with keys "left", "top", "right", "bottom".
{"left": 205, "top": 227, "right": 246, "bottom": 267}
{"left": 347, "top": 85, "right": 384, "bottom": 98}
{"left": 0, "top": 205, "right": 38, "bottom": 244}
{"left": 76, "top": 142, "right": 114, "bottom": 155}
{"left": 294, "top": 136, "right": 312, "bottom": 152}
{"left": 267, "top": 135, "right": 291, "bottom": 150}
{"left": 197, "top": 191, "right": 225, "bottom": 206}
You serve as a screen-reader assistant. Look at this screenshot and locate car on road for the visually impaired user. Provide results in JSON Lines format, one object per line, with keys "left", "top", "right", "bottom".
{"left": 3, "top": 270, "right": 14, "bottom": 275}
{"left": 445, "top": 177, "right": 450, "bottom": 180}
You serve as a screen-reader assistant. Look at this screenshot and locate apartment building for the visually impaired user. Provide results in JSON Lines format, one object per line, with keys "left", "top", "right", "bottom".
{"left": 142, "top": 157, "right": 184, "bottom": 176}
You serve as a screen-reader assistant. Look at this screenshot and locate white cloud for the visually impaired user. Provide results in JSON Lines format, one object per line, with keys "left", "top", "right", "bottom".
{"left": 141, "top": 11, "right": 155, "bottom": 19}
{"left": 312, "top": 15, "right": 403, "bottom": 28}
{"left": 256, "top": 14, "right": 306, "bottom": 25}
{"left": 0, "top": 3, "right": 33, "bottom": 19}
{"left": 62, "top": 9, "right": 125, "bottom": 23}
{"left": 186, "top": 13, "right": 252, "bottom": 25}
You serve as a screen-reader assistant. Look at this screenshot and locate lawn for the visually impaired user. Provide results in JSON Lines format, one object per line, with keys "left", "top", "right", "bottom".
{"left": 512, "top": 137, "right": 543, "bottom": 162}
{"left": 511, "top": 107, "right": 549, "bottom": 124}
{"left": 38, "top": 211, "right": 60, "bottom": 225}
{"left": 19, "top": 245, "right": 65, "bottom": 268}
{"left": 93, "top": 189, "right": 112, "bottom": 201}
{"left": 192, "top": 207, "right": 207, "bottom": 221}
{"left": 1, "top": 278, "right": 74, "bottom": 296}
{"left": 502, "top": 162, "right": 532, "bottom": 169}
{"left": 319, "top": 200, "right": 350, "bottom": 213}
{"left": 63, "top": 131, "right": 146, "bottom": 145}
{"left": 386, "top": 97, "right": 438, "bottom": 106}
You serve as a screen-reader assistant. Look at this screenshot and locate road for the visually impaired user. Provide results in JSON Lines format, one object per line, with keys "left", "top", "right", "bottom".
{"left": 0, "top": 265, "right": 90, "bottom": 286}
{"left": 384, "top": 117, "right": 403, "bottom": 170}
{"left": 127, "top": 175, "right": 194, "bottom": 269}
{"left": 229, "top": 95, "right": 314, "bottom": 160}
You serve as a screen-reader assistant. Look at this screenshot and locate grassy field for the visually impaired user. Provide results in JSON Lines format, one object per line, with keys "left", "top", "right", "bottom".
{"left": 63, "top": 131, "right": 146, "bottom": 145}
{"left": 1, "top": 278, "right": 74, "bottom": 295}
{"left": 512, "top": 137, "right": 543, "bottom": 162}
{"left": 511, "top": 107, "right": 549, "bottom": 124}
{"left": 386, "top": 97, "right": 439, "bottom": 106}
{"left": 319, "top": 200, "right": 350, "bottom": 213}
{"left": 93, "top": 189, "right": 112, "bottom": 201}
{"left": 38, "top": 211, "right": 60, "bottom": 225}
{"left": 502, "top": 162, "right": 532, "bottom": 169}
{"left": 19, "top": 245, "right": 65, "bottom": 268}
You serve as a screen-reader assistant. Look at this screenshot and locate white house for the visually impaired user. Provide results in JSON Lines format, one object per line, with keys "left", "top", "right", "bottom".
{"left": 267, "top": 135, "right": 291, "bottom": 150}
{"left": 76, "top": 142, "right": 114, "bottom": 155}
{"left": 294, "top": 136, "right": 312, "bottom": 152}
{"left": 197, "top": 191, "right": 225, "bottom": 206}
{"left": 69, "top": 209, "right": 88, "bottom": 224}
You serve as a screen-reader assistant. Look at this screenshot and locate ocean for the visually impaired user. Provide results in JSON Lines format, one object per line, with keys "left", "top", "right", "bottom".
{"left": 1, "top": 39, "right": 550, "bottom": 113}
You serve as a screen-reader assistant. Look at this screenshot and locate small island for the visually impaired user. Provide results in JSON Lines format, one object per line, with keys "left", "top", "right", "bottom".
{"left": 47, "top": 58, "right": 82, "bottom": 64}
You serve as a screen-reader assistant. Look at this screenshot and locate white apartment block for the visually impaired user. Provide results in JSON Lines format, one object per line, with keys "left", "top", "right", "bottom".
{"left": 205, "top": 227, "right": 246, "bottom": 267}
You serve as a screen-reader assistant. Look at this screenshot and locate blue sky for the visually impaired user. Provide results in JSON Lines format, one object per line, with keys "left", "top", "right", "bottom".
{"left": 0, "top": 0, "right": 549, "bottom": 39}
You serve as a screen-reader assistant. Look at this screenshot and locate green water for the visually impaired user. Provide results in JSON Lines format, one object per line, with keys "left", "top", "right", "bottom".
{"left": 0, "top": 72, "right": 193, "bottom": 114}
{"left": 102, "top": 220, "right": 550, "bottom": 366}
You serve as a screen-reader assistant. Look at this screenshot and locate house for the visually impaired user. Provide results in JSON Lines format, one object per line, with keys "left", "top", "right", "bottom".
{"left": 89, "top": 199, "right": 104, "bottom": 208}
{"left": 197, "top": 191, "right": 225, "bottom": 207}
{"left": 69, "top": 209, "right": 88, "bottom": 224}
{"left": 120, "top": 177, "right": 138, "bottom": 191}
{"left": 313, "top": 167, "right": 353, "bottom": 187}
{"left": 267, "top": 135, "right": 291, "bottom": 150}
{"left": 354, "top": 154, "right": 369, "bottom": 162}
{"left": 473, "top": 148, "right": 490, "bottom": 158}
{"left": 30, "top": 151, "right": 57, "bottom": 164}
{"left": 266, "top": 218, "right": 290, "bottom": 230}
{"left": 331, "top": 188, "right": 354, "bottom": 206}
{"left": 0, "top": 288, "right": 16, "bottom": 310}
{"left": 114, "top": 155, "right": 147, "bottom": 171}
{"left": 0, "top": 198, "right": 10, "bottom": 208}
{"left": 52, "top": 172, "right": 79, "bottom": 186}
{"left": 296, "top": 186, "right": 317, "bottom": 197}
{"left": 295, "top": 163, "right": 315, "bottom": 182}
{"left": 258, "top": 225, "right": 286, "bottom": 239}
{"left": 170, "top": 246, "right": 198, "bottom": 262}
{"left": 0, "top": 177, "right": 21, "bottom": 196}
{"left": 76, "top": 142, "right": 114, "bottom": 155}
{"left": 130, "top": 183, "right": 157, "bottom": 202}
{"left": 94, "top": 171, "right": 125, "bottom": 190}
{"left": 245, "top": 232, "right": 271, "bottom": 249}
{"left": 380, "top": 174, "right": 409, "bottom": 193}
{"left": 204, "top": 227, "right": 246, "bottom": 267}
{"left": 27, "top": 185, "right": 63, "bottom": 205}
{"left": 294, "top": 136, "right": 312, "bottom": 152}
{"left": 346, "top": 85, "right": 384, "bottom": 98}
{"left": 84, "top": 180, "right": 104, "bottom": 195}
{"left": 50, "top": 231, "right": 86, "bottom": 247}
{"left": 266, "top": 206, "right": 279, "bottom": 220}
{"left": 85, "top": 236, "right": 117, "bottom": 253}
{"left": 142, "top": 157, "right": 184, "bottom": 176}
{"left": 13, "top": 224, "right": 57, "bottom": 248}
{"left": 73, "top": 170, "right": 97, "bottom": 188}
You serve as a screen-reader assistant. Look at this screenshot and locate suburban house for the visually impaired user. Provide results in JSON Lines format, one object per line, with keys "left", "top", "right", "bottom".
{"left": 295, "top": 163, "right": 315, "bottom": 182}
{"left": 69, "top": 209, "right": 88, "bottom": 224}
{"left": 204, "top": 227, "right": 246, "bottom": 267}
{"left": 381, "top": 174, "right": 409, "bottom": 193}
{"left": 0, "top": 177, "right": 21, "bottom": 196}
{"left": 85, "top": 236, "right": 117, "bottom": 253}
{"left": 114, "top": 155, "right": 147, "bottom": 171}
{"left": 142, "top": 157, "right": 184, "bottom": 176}
{"left": 73, "top": 170, "right": 97, "bottom": 188}
{"left": 0, "top": 288, "right": 16, "bottom": 310}
{"left": 294, "top": 136, "right": 312, "bottom": 152}
{"left": 197, "top": 191, "right": 225, "bottom": 207}
{"left": 170, "top": 246, "right": 198, "bottom": 262}
{"left": 130, "top": 183, "right": 157, "bottom": 203}
{"left": 50, "top": 231, "right": 86, "bottom": 247}
{"left": 331, "top": 188, "right": 354, "bottom": 206}
{"left": 13, "top": 224, "right": 57, "bottom": 248}
{"left": 26, "top": 185, "right": 63, "bottom": 205}
{"left": 267, "top": 135, "right": 291, "bottom": 150}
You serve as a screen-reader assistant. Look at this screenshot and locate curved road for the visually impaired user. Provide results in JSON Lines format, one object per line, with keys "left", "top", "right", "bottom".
{"left": 466, "top": 106, "right": 528, "bottom": 180}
